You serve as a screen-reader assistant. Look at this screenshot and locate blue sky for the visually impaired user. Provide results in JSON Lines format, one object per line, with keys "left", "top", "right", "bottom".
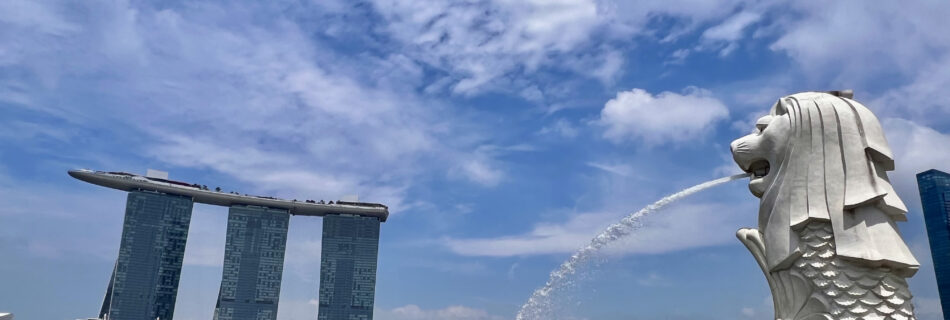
{"left": 2, "top": 0, "right": 950, "bottom": 319}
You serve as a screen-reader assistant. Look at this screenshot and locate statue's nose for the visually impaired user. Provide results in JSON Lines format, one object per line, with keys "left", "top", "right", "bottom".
{"left": 729, "top": 138, "right": 753, "bottom": 171}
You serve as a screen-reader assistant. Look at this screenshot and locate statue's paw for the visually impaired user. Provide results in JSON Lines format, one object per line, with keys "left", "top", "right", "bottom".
{"left": 736, "top": 228, "right": 771, "bottom": 276}
{"left": 736, "top": 228, "right": 759, "bottom": 238}
{"left": 736, "top": 228, "right": 765, "bottom": 252}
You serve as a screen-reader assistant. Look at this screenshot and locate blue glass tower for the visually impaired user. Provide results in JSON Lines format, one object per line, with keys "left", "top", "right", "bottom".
{"left": 100, "top": 190, "right": 194, "bottom": 320}
{"left": 917, "top": 169, "right": 950, "bottom": 318}
{"left": 317, "top": 214, "right": 381, "bottom": 320}
{"left": 213, "top": 206, "right": 290, "bottom": 320}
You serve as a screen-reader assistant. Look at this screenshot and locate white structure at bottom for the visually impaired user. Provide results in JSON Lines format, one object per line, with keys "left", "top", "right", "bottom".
{"left": 730, "top": 91, "right": 919, "bottom": 319}
{"left": 0, "top": 312, "right": 13, "bottom": 320}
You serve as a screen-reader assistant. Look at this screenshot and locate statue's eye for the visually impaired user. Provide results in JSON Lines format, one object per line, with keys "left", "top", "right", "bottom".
{"left": 755, "top": 116, "right": 772, "bottom": 134}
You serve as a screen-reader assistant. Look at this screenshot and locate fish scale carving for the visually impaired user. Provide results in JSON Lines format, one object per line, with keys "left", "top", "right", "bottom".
{"left": 795, "top": 222, "right": 915, "bottom": 320}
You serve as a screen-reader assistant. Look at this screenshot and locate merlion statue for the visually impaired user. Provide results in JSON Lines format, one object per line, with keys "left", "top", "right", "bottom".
{"left": 730, "top": 91, "right": 920, "bottom": 320}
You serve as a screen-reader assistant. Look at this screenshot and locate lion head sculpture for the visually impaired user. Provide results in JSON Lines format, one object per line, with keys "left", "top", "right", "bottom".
{"left": 730, "top": 91, "right": 919, "bottom": 274}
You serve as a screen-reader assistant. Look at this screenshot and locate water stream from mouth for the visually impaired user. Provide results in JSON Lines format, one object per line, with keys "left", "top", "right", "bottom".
{"left": 515, "top": 173, "right": 750, "bottom": 320}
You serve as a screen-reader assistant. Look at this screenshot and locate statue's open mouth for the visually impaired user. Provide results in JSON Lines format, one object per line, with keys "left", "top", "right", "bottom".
{"left": 749, "top": 160, "right": 770, "bottom": 179}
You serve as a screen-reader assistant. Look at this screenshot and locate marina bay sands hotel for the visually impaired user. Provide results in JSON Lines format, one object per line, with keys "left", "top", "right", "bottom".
{"left": 69, "top": 169, "right": 388, "bottom": 320}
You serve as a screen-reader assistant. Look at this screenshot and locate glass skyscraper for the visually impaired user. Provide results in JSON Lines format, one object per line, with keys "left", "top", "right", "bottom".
{"left": 214, "top": 205, "right": 290, "bottom": 320}
{"left": 100, "top": 190, "right": 194, "bottom": 320}
{"left": 317, "top": 214, "right": 381, "bottom": 320}
{"left": 917, "top": 169, "right": 950, "bottom": 318}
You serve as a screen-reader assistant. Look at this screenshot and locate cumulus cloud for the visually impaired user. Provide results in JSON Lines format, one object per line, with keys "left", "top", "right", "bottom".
{"left": 599, "top": 87, "right": 729, "bottom": 145}
{"left": 376, "top": 304, "right": 505, "bottom": 320}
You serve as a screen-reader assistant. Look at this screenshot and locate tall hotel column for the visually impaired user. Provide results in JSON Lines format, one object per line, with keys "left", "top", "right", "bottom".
{"left": 917, "top": 169, "right": 950, "bottom": 318}
{"left": 213, "top": 205, "right": 290, "bottom": 320}
{"left": 100, "top": 190, "right": 194, "bottom": 320}
{"left": 318, "top": 214, "right": 381, "bottom": 320}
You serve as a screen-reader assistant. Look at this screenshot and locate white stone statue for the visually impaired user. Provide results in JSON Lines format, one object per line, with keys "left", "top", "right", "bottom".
{"left": 730, "top": 91, "right": 920, "bottom": 320}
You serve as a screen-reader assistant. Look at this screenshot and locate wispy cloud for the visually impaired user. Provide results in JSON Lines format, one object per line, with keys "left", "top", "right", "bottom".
{"left": 538, "top": 119, "right": 580, "bottom": 139}
{"left": 635, "top": 272, "right": 670, "bottom": 287}
{"left": 586, "top": 162, "right": 635, "bottom": 177}
{"left": 444, "top": 202, "right": 754, "bottom": 257}
{"left": 699, "top": 10, "right": 761, "bottom": 56}
{"left": 375, "top": 304, "right": 505, "bottom": 320}
{"left": 0, "top": 0, "right": 511, "bottom": 212}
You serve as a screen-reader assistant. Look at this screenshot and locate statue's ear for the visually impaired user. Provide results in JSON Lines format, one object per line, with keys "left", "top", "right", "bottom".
{"left": 771, "top": 98, "right": 789, "bottom": 116}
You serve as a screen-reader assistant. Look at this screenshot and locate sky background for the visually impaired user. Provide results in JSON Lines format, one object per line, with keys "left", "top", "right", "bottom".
{"left": 2, "top": 0, "right": 950, "bottom": 319}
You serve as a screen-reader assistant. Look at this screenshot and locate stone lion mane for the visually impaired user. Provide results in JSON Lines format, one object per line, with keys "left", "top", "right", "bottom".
{"left": 756, "top": 91, "right": 919, "bottom": 274}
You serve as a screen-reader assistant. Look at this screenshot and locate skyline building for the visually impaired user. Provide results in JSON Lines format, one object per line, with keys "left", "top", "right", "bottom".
{"left": 318, "top": 214, "right": 382, "bottom": 320}
{"left": 68, "top": 169, "right": 389, "bottom": 320}
{"left": 100, "top": 190, "right": 194, "bottom": 320}
{"left": 918, "top": 169, "right": 950, "bottom": 319}
{"left": 213, "top": 205, "right": 290, "bottom": 320}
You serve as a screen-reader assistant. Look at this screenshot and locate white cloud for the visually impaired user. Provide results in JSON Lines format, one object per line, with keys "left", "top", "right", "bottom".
{"left": 636, "top": 272, "right": 670, "bottom": 287}
{"left": 445, "top": 211, "right": 608, "bottom": 256}
{"left": 368, "top": 0, "right": 758, "bottom": 95}
{"left": 872, "top": 54, "right": 950, "bottom": 124}
{"left": 586, "top": 162, "right": 635, "bottom": 177}
{"left": 445, "top": 202, "right": 754, "bottom": 257}
{"left": 697, "top": 10, "right": 761, "bottom": 56}
{"left": 275, "top": 299, "right": 320, "bottom": 320}
{"left": 563, "top": 47, "right": 626, "bottom": 85}
{"left": 370, "top": 0, "right": 601, "bottom": 95}
{"left": 180, "top": 207, "right": 227, "bottom": 267}
{"left": 376, "top": 304, "right": 505, "bottom": 320}
{"left": 599, "top": 87, "right": 729, "bottom": 145}
{"left": 538, "top": 119, "right": 580, "bottom": 139}
{"left": 665, "top": 48, "right": 691, "bottom": 65}
{"left": 702, "top": 11, "right": 761, "bottom": 42}
{"left": 879, "top": 118, "right": 950, "bottom": 207}
{"left": 507, "top": 262, "right": 520, "bottom": 280}
{"left": 769, "top": 1, "right": 950, "bottom": 87}
{"left": 740, "top": 307, "right": 755, "bottom": 317}
{"left": 0, "top": 176, "right": 125, "bottom": 262}
{"left": 451, "top": 156, "right": 505, "bottom": 187}
{"left": 0, "top": 0, "right": 511, "bottom": 212}
{"left": 448, "top": 144, "right": 538, "bottom": 187}
{"left": 914, "top": 297, "right": 945, "bottom": 320}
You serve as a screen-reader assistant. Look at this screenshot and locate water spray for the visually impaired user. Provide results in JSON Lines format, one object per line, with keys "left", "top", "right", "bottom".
{"left": 515, "top": 173, "right": 750, "bottom": 320}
